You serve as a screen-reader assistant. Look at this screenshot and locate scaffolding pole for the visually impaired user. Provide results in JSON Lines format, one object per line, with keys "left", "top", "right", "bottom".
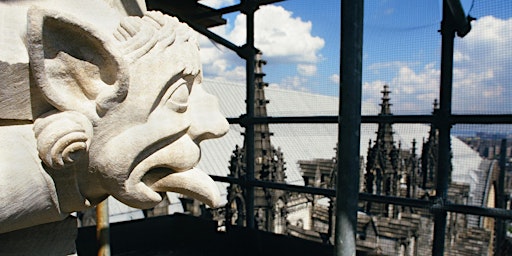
{"left": 335, "top": 0, "right": 364, "bottom": 255}
{"left": 432, "top": 1, "right": 459, "bottom": 255}
{"left": 96, "top": 198, "right": 110, "bottom": 256}
{"left": 496, "top": 139, "right": 508, "bottom": 254}
{"left": 242, "top": 0, "right": 258, "bottom": 229}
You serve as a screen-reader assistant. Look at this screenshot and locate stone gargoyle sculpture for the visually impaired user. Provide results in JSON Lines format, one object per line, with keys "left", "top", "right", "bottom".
{"left": 0, "top": 0, "right": 229, "bottom": 234}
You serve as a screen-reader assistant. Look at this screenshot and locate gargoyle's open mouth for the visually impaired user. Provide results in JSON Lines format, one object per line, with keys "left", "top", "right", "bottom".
{"left": 141, "top": 167, "right": 221, "bottom": 208}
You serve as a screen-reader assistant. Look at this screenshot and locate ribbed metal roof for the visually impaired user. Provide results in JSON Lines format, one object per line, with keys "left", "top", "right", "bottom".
{"left": 199, "top": 78, "right": 485, "bottom": 203}
{"left": 197, "top": 78, "right": 345, "bottom": 187}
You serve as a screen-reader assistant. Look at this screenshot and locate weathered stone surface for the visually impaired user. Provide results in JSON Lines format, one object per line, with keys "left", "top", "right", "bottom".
{"left": 0, "top": 0, "right": 228, "bottom": 236}
{"left": 0, "top": 124, "right": 65, "bottom": 234}
{"left": 0, "top": 216, "right": 78, "bottom": 256}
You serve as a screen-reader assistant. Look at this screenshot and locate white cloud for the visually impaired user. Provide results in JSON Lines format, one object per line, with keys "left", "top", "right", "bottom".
{"left": 452, "top": 68, "right": 494, "bottom": 89}
{"left": 198, "top": 32, "right": 246, "bottom": 82}
{"left": 270, "top": 76, "right": 310, "bottom": 92}
{"left": 330, "top": 74, "right": 340, "bottom": 84}
{"left": 197, "top": 4, "right": 325, "bottom": 89}
{"left": 225, "top": 5, "right": 325, "bottom": 63}
{"left": 297, "top": 64, "right": 317, "bottom": 76}
{"left": 453, "top": 50, "right": 470, "bottom": 62}
{"left": 206, "top": 64, "right": 246, "bottom": 83}
{"left": 392, "top": 63, "right": 439, "bottom": 95}
{"left": 451, "top": 15, "right": 512, "bottom": 114}
{"left": 197, "top": 7, "right": 511, "bottom": 116}
{"left": 464, "top": 16, "right": 512, "bottom": 47}
{"left": 363, "top": 79, "right": 387, "bottom": 92}
{"left": 363, "top": 80, "right": 388, "bottom": 107}
{"left": 482, "top": 85, "right": 504, "bottom": 98}
{"left": 363, "top": 16, "right": 512, "bottom": 114}
{"left": 363, "top": 62, "right": 440, "bottom": 114}
{"left": 199, "top": 0, "right": 235, "bottom": 8}
{"left": 368, "top": 61, "right": 412, "bottom": 72}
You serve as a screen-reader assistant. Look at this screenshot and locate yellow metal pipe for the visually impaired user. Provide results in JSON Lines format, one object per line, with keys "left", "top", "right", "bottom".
{"left": 96, "top": 198, "right": 110, "bottom": 256}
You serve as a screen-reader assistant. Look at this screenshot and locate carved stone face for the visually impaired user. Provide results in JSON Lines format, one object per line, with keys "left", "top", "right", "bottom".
{"left": 89, "top": 50, "right": 228, "bottom": 209}
{"left": 28, "top": 9, "right": 229, "bottom": 209}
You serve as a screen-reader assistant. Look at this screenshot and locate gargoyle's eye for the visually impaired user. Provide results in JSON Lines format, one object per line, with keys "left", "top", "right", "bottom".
{"left": 164, "top": 78, "right": 190, "bottom": 113}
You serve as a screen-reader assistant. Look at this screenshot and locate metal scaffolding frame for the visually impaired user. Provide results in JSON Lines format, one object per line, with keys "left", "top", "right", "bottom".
{"left": 335, "top": 1, "right": 363, "bottom": 254}
{"left": 93, "top": 1, "right": 512, "bottom": 255}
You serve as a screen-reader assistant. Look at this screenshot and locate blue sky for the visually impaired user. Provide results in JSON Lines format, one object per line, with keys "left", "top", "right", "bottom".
{"left": 198, "top": 0, "right": 512, "bottom": 116}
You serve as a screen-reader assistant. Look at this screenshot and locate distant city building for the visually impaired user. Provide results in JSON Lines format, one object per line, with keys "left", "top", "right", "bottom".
{"left": 288, "top": 86, "right": 501, "bottom": 256}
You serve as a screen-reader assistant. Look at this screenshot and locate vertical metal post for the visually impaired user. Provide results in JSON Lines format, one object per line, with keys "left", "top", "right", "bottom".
{"left": 335, "top": 0, "right": 364, "bottom": 255}
{"left": 495, "top": 139, "right": 507, "bottom": 253}
{"left": 432, "top": 1, "right": 455, "bottom": 255}
{"left": 243, "top": 0, "right": 257, "bottom": 229}
{"left": 96, "top": 198, "right": 111, "bottom": 256}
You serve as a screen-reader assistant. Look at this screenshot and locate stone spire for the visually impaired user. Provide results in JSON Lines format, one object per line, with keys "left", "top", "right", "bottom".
{"left": 364, "top": 85, "right": 401, "bottom": 216}
{"left": 380, "top": 84, "right": 393, "bottom": 115}
{"left": 421, "top": 99, "right": 440, "bottom": 190}
{"left": 404, "top": 139, "right": 419, "bottom": 198}
{"left": 227, "top": 51, "right": 287, "bottom": 233}
{"left": 377, "top": 84, "right": 396, "bottom": 157}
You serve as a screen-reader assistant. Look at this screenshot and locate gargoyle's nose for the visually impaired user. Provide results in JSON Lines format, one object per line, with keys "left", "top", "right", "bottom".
{"left": 188, "top": 85, "right": 229, "bottom": 141}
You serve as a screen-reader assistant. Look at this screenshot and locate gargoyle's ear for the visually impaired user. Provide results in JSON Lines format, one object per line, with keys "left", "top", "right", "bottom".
{"left": 27, "top": 7, "right": 129, "bottom": 121}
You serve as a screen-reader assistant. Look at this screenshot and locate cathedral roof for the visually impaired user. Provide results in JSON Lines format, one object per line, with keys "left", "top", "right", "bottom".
{"left": 199, "top": 78, "right": 484, "bottom": 201}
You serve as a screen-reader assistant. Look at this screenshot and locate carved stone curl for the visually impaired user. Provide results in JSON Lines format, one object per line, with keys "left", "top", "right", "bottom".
{"left": 34, "top": 111, "right": 93, "bottom": 170}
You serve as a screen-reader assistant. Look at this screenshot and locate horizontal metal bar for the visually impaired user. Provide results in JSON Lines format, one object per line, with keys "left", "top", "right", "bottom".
{"left": 195, "top": 4, "right": 242, "bottom": 19}
{"left": 178, "top": 16, "right": 242, "bottom": 55}
{"left": 363, "top": 115, "right": 434, "bottom": 124}
{"left": 359, "top": 193, "right": 432, "bottom": 209}
{"left": 227, "top": 116, "right": 339, "bottom": 124}
{"left": 211, "top": 175, "right": 512, "bottom": 219}
{"left": 211, "top": 175, "right": 335, "bottom": 197}
{"left": 226, "top": 114, "right": 512, "bottom": 125}
{"left": 451, "top": 114, "right": 512, "bottom": 124}
{"left": 433, "top": 203, "right": 512, "bottom": 219}
{"left": 173, "top": 1, "right": 287, "bottom": 60}
{"left": 364, "top": 114, "right": 512, "bottom": 124}
{"left": 195, "top": 0, "right": 285, "bottom": 19}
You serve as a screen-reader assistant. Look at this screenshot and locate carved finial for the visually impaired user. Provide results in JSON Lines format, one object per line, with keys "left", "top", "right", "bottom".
{"left": 432, "top": 99, "right": 439, "bottom": 114}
